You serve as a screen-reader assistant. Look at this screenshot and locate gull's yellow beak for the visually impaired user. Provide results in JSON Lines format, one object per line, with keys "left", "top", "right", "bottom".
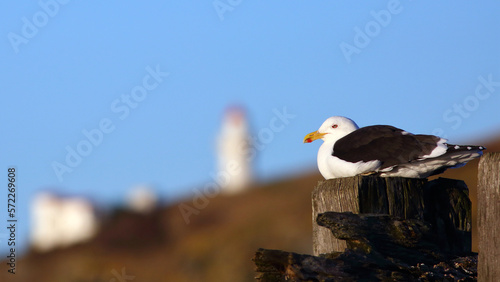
{"left": 303, "top": 131, "right": 326, "bottom": 143}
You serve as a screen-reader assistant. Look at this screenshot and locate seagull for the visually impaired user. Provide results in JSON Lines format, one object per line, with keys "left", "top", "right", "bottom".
{"left": 303, "top": 116, "right": 485, "bottom": 179}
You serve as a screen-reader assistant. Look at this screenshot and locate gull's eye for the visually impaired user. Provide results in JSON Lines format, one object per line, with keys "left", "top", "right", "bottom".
{"left": 332, "top": 124, "right": 338, "bottom": 129}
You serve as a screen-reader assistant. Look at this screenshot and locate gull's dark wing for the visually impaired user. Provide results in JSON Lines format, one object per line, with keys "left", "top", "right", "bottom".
{"left": 332, "top": 125, "right": 441, "bottom": 169}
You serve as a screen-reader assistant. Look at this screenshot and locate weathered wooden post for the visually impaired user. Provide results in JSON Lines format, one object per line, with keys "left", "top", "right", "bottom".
{"left": 312, "top": 176, "right": 425, "bottom": 255}
{"left": 478, "top": 152, "right": 500, "bottom": 281}
{"left": 312, "top": 175, "right": 472, "bottom": 256}
{"left": 256, "top": 175, "right": 476, "bottom": 280}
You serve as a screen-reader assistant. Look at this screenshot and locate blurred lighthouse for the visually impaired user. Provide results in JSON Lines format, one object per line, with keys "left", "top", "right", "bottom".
{"left": 216, "top": 106, "right": 254, "bottom": 193}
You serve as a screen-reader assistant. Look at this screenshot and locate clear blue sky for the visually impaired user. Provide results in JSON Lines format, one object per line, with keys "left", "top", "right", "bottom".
{"left": 1, "top": 1, "right": 499, "bottom": 255}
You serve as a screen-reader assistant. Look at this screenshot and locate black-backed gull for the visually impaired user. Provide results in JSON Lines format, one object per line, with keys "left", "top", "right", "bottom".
{"left": 303, "top": 116, "right": 485, "bottom": 179}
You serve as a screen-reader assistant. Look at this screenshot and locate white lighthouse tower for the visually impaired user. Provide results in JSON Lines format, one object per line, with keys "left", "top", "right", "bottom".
{"left": 216, "top": 106, "right": 254, "bottom": 193}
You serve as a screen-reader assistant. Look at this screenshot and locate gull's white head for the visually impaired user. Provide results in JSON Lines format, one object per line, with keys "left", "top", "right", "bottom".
{"left": 303, "top": 116, "right": 359, "bottom": 143}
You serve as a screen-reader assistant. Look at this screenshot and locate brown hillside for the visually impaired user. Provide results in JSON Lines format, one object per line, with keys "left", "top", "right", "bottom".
{"left": 0, "top": 173, "right": 321, "bottom": 282}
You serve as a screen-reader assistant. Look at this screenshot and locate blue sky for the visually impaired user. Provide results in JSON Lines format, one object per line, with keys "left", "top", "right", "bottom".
{"left": 1, "top": 1, "right": 499, "bottom": 255}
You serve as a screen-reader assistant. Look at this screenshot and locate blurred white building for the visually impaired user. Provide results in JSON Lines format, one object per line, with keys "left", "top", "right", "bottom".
{"left": 216, "top": 106, "right": 254, "bottom": 193}
{"left": 31, "top": 192, "right": 98, "bottom": 252}
{"left": 126, "top": 185, "right": 158, "bottom": 214}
